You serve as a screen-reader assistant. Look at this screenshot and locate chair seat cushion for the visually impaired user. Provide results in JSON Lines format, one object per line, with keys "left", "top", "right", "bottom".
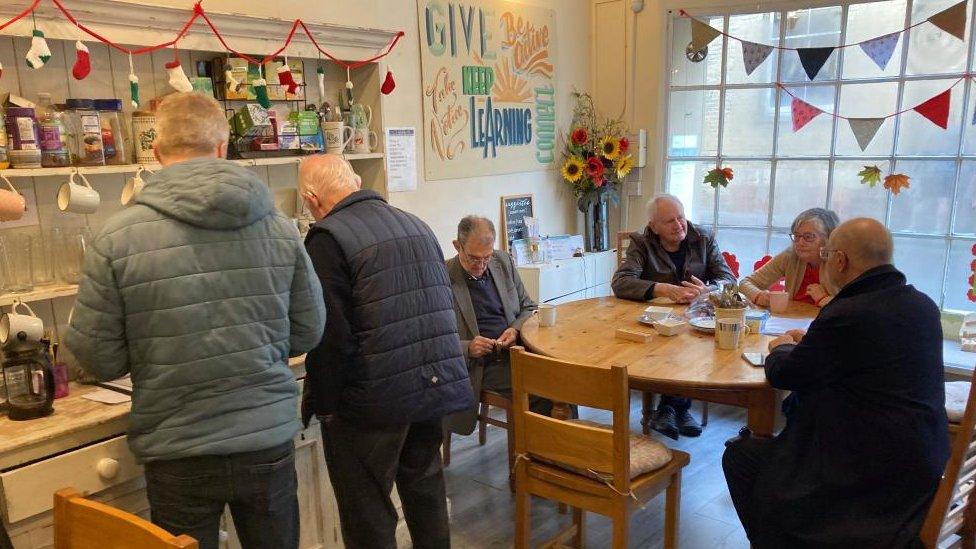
{"left": 946, "top": 381, "right": 971, "bottom": 423}
{"left": 535, "top": 419, "right": 672, "bottom": 481}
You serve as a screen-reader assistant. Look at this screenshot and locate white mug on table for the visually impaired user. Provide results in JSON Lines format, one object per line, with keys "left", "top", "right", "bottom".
{"left": 716, "top": 318, "right": 750, "bottom": 350}
{"left": 537, "top": 304, "right": 557, "bottom": 327}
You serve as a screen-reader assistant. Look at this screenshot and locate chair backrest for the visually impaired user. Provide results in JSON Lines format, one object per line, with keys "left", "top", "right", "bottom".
{"left": 920, "top": 370, "right": 976, "bottom": 548}
{"left": 616, "top": 231, "right": 631, "bottom": 267}
{"left": 510, "top": 346, "right": 631, "bottom": 493}
{"left": 54, "top": 488, "right": 198, "bottom": 549}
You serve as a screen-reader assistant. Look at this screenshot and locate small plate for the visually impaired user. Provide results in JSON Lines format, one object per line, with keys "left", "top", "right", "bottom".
{"left": 689, "top": 317, "right": 716, "bottom": 333}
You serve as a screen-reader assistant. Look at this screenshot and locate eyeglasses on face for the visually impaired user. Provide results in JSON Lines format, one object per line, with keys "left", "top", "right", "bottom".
{"left": 790, "top": 232, "right": 821, "bottom": 243}
{"left": 461, "top": 246, "right": 492, "bottom": 265}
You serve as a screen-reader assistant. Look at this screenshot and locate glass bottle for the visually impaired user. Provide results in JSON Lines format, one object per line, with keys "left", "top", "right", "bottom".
{"left": 65, "top": 99, "right": 105, "bottom": 167}
{"left": 95, "top": 99, "right": 126, "bottom": 165}
{"left": 36, "top": 93, "right": 70, "bottom": 168}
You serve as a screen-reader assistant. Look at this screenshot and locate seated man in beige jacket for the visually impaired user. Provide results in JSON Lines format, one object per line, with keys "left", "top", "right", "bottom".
{"left": 443, "top": 216, "right": 551, "bottom": 438}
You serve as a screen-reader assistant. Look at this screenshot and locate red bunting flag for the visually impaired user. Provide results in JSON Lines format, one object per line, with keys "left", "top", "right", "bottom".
{"left": 791, "top": 97, "right": 823, "bottom": 132}
{"left": 914, "top": 89, "right": 951, "bottom": 129}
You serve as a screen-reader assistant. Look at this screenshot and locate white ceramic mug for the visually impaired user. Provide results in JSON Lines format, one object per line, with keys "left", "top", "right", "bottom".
{"left": 350, "top": 127, "right": 378, "bottom": 154}
{"left": 0, "top": 175, "right": 26, "bottom": 222}
{"left": 322, "top": 121, "right": 354, "bottom": 154}
{"left": 768, "top": 290, "right": 789, "bottom": 314}
{"left": 0, "top": 300, "right": 43, "bottom": 345}
{"left": 58, "top": 172, "right": 100, "bottom": 214}
{"left": 538, "top": 304, "right": 557, "bottom": 327}
{"left": 716, "top": 318, "right": 750, "bottom": 350}
{"left": 121, "top": 166, "right": 153, "bottom": 206}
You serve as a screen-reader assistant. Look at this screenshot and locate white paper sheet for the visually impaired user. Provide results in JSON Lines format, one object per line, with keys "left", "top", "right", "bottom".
{"left": 762, "top": 316, "right": 814, "bottom": 335}
{"left": 82, "top": 388, "right": 131, "bottom": 405}
{"left": 385, "top": 127, "right": 417, "bottom": 193}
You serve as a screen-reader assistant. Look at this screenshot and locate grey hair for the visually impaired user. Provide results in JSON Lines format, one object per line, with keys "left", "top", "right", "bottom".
{"left": 457, "top": 215, "right": 495, "bottom": 245}
{"left": 791, "top": 208, "right": 840, "bottom": 237}
{"left": 646, "top": 193, "right": 684, "bottom": 221}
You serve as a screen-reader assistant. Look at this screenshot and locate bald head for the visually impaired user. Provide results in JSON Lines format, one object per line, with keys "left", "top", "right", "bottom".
{"left": 299, "top": 154, "right": 361, "bottom": 218}
{"left": 824, "top": 218, "right": 893, "bottom": 291}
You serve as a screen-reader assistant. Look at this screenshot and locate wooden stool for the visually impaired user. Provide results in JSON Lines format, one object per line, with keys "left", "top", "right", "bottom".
{"left": 442, "top": 390, "right": 514, "bottom": 474}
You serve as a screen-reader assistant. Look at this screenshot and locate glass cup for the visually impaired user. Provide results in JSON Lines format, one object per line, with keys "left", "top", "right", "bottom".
{"left": 30, "top": 233, "right": 54, "bottom": 286}
{"left": 1, "top": 234, "right": 33, "bottom": 293}
{"left": 54, "top": 227, "right": 90, "bottom": 285}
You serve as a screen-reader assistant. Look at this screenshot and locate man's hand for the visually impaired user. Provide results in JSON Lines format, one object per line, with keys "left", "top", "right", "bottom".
{"left": 681, "top": 275, "right": 709, "bottom": 298}
{"left": 654, "top": 283, "right": 698, "bottom": 304}
{"left": 468, "top": 336, "right": 496, "bottom": 358}
{"left": 752, "top": 291, "right": 771, "bottom": 307}
{"left": 768, "top": 334, "right": 796, "bottom": 352}
{"left": 806, "top": 283, "right": 828, "bottom": 304}
{"left": 785, "top": 329, "right": 807, "bottom": 343}
{"left": 496, "top": 328, "right": 518, "bottom": 349}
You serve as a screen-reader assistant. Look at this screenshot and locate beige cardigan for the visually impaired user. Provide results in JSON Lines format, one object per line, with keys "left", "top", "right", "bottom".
{"left": 739, "top": 249, "right": 832, "bottom": 306}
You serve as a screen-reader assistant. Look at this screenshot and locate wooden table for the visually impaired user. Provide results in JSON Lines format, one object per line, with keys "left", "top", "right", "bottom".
{"left": 520, "top": 297, "right": 818, "bottom": 437}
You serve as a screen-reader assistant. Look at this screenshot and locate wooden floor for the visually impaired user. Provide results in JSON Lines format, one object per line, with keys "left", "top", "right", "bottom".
{"left": 426, "top": 396, "right": 752, "bottom": 548}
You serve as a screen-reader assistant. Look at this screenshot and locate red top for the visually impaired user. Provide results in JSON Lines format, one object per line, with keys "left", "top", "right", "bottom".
{"left": 794, "top": 263, "right": 820, "bottom": 304}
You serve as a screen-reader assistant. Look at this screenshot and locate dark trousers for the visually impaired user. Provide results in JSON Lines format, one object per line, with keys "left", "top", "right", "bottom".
{"left": 659, "top": 395, "right": 691, "bottom": 413}
{"left": 144, "top": 441, "right": 299, "bottom": 549}
{"left": 321, "top": 416, "right": 450, "bottom": 549}
{"left": 722, "top": 436, "right": 775, "bottom": 542}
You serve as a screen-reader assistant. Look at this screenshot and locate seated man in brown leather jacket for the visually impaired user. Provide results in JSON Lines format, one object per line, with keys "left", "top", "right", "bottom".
{"left": 612, "top": 193, "right": 736, "bottom": 439}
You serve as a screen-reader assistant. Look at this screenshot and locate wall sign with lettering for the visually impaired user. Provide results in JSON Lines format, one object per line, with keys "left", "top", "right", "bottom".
{"left": 417, "top": 0, "right": 557, "bottom": 181}
{"left": 501, "top": 194, "right": 534, "bottom": 249}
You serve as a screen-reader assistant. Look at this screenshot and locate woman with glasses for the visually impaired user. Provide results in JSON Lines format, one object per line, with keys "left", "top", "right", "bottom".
{"left": 740, "top": 208, "right": 841, "bottom": 308}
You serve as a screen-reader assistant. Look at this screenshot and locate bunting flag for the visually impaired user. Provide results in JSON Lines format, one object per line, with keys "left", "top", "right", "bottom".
{"left": 859, "top": 32, "right": 899, "bottom": 70}
{"left": 928, "top": 0, "right": 968, "bottom": 41}
{"left": 914, "top": 89, "right": 951, "bottom": 129}
{"left": 792, "top": 97, "right": 823, "bottom": 131}
{"left": 741, "top": 40, "right": 774, "bottom": 75}
{"left": 691, "top": 19, "right": 721, "bottom": 50}
{"left": 797, "top": 47, "right": 835, "bottom": 80}
{"left": 848, "top": 118, "right": 885, "bottom": 150}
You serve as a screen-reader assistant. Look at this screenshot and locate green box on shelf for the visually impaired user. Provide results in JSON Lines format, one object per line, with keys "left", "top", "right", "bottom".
{"left": 232, "top": 104, "right": 271, "bottom": 137}
{"left": 288, "top": 111, "right": 319, "bottom": 135}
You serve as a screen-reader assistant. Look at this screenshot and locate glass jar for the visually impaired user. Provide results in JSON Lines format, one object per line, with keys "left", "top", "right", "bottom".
{"left": 95, "top": 99, "right": 126, "bottom": 165}
{"left": 53, "top": 227, "right": 89, "bottom": 284}
{"left": 36, "top": 93, "right": 70, "bottom": 168}
{"left": 131, "top": 111, "right": 156, "bottom": 165}
{"left": 30, "top": 233, "right": 54, "bottom": 286}
{"left": 65, "top": 99, "right": 105, "bottom": 166}
{"left": 4, "top": 108, "right": 40, "bottom": 151}
{"left": 1, "top": 234, "right": 32, "bottom": 293}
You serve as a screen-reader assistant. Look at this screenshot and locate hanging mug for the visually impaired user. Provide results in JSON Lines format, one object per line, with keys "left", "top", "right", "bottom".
{"left": 0, "top": 300, "right": 43, "bottom": 345}
{"left": 58, "top": 172, "right": 100, "bottom": 214}
{"left": 121, "top": 166, "right": 153, "bottom": 206}
{"left": 322, "top": 121, "right": 354, "bottom": 154}
{"left": 0, "top": 175, "right": 26, "bottom": 222}
{"left": 350, "top": 128, "right": 378, "bottom": 154}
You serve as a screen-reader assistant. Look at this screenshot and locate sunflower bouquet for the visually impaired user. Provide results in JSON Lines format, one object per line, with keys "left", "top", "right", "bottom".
{"left": 561, "top": 92, "right": 634, "bottom": 212}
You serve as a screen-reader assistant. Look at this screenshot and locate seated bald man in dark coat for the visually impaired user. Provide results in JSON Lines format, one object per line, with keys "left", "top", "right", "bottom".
{"left": 723, "top": 218, "right": 950, "bottom": 548}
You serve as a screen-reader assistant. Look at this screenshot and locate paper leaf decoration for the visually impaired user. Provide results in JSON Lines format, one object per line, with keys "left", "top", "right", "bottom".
{"left": 791, "top": 97, "right": 823, "bottom": 132}
{"left": 703, "top": 167, "right": 733, "bottom": 188}
{"left": 741, "top": 40, "right": 774, "bottom": 76}
{"left": 797, "top": 47, "right": 835, "bottom": 80}
{"left": 691, "top": 19, "right": 722, "bottom": 51}
{"left": 722, "top": 252, "right": 740, "bottom": 278}
{"left": 928, "top": 0, "right": 968, "bottom": 41}
{"left": 848, "top": 118, "right": 885, "bottom": 151}
{"left": 883, "top": 173, "right": 911, "bottom": 195}
{"left": 858, "top": 165, "right": 882, "bottom": 187}
{"left": 914, "top": 89, "right": 951, "bottom": 129}
{"left": 858, "top": 32, "right": 900, "bottom": 70}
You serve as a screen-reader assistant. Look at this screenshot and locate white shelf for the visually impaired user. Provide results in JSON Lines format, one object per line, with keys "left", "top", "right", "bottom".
{"left": 0, "top": 153, "right": 385, "bottom": 178}
{"left": 0, "top": 283, "right": 79, "bottom": 307}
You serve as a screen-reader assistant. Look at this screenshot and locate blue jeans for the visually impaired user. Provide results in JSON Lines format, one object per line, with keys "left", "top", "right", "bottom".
{"left": 144, "top": 441, "right": 299, "bottom": 549}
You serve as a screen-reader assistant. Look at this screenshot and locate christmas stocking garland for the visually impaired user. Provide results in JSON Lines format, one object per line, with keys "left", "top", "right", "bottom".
{"left": 277, "top": 57, "right": 299, "bottom": 95}
{"left": 72, "top": 41, "right": 91, "bottom": 80}
{"left": 128, "top": 54, "right": 140, "bottom": 108}
{"left": 317, "top": 65, "right": 326, "bottom": 102}
{"left": 224, "top": 63, "right": 240, "bottom": 94}
{"left": 381, "top": 66, "right": 396, "bottom": 95}
{"left": 252, "top": 64, "right": 271, "bottom": 109}
{"left": 165, "top": 58, "right": 194, "bottom": 92}
{"left": 26, "top": 29, "right": 52, "bottom": 69}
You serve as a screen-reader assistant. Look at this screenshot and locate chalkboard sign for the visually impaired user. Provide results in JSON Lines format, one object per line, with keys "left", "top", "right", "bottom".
{"left": 501, "top": 194, "right": 534, "bottom": 250}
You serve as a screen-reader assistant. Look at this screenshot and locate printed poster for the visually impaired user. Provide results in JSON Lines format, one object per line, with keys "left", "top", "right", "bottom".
{"left": 417, "top": 0, "right": 557, "bottom": 180}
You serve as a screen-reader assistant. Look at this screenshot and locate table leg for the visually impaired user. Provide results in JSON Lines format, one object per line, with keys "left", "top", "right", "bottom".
{"left": 746, "top": 389, "right": 777, "bottom": 437}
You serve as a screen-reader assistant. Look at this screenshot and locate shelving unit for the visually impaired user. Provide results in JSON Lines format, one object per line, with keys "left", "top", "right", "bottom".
{"left": 0, "top": 153, "right": 385, "bottom": 178}
{"left": 0, "top": 283, "right": 79, "bottom": 307}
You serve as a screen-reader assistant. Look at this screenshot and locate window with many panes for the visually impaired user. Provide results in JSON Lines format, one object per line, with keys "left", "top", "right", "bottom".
{"left": 664, "top": 0, "right": 975, "bottom": 312}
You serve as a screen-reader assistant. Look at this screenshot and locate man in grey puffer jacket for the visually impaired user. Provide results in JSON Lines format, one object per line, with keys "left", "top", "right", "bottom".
{"left": 66, "top": 93, "right": 325, "bottom": 549}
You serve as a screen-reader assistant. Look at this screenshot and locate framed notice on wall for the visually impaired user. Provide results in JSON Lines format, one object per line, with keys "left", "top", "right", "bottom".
{"left": 416, "top": 0, "right": 557, "bottom": 181}
{"left": 501, "top": 194, "right": 533, "bottom": 250}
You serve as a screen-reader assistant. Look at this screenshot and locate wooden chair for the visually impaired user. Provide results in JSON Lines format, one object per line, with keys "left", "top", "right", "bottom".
{"left": 443, "top": 390, "right": 515, "bottom": 474}
{"left": 511, "top": 346, "right": 689, "bottom": 548}
{"left": 54, "top": 487, "right": 197, "bottom": 549}
{"left": 615, "top": 231, "right": 631, "bottom": 267}
{"left": 921, "top": 370, "right": 976, "bottom": 548}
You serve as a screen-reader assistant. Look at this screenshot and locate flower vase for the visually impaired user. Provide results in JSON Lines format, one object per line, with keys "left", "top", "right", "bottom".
{"left": 585, "top": 194, "right": 610, "bottom": 252}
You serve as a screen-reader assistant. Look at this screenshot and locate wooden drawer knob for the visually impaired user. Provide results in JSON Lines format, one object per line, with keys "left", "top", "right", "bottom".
{"left": 96, "top": 458, "right": 120, "bottom": 480}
